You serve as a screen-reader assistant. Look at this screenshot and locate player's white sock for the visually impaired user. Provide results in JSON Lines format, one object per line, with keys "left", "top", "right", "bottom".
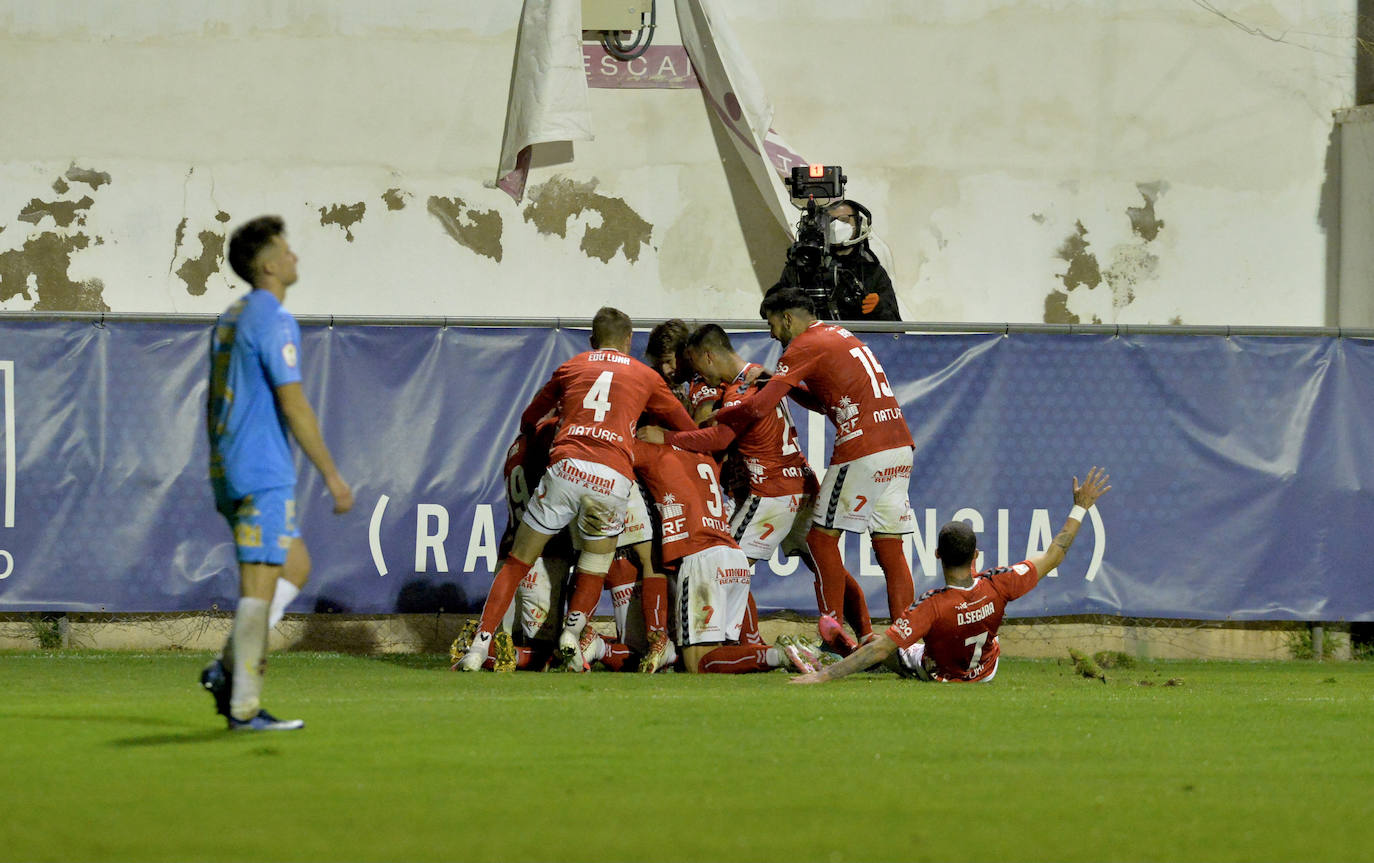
{"left": 228, "top": 597, "right": 270, "bottom": 721}
{"left": 267, "top": 579, "right": 301, "bottom": 630}
{"left": 764, "top": 646, "right": 784, "bottom": 667}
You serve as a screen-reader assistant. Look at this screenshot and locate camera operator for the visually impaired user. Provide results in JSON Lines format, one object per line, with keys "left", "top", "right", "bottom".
{"left": 776, "top": 199, "right": 901, "bottom": 322}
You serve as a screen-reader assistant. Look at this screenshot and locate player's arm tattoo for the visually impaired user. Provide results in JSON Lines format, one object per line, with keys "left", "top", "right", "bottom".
{"left": 820, "top": 637, "right": 896, "bottom": 681}
{"left": 1052, "top": 524, "right": 1077, "bottom": 552}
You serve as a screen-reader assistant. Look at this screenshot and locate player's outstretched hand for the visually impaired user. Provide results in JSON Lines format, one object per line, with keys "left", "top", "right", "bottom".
{"left": 1073, "top": 467, "right": 1110, "bottom": 510}
{"left": 636, "top": 425, "right": 666, "bottom": 444}
{"left": 329, "top": 476, "right": 354, "bottom": 514}
{"left": 789, "top": 671, "right": 825, "bottom": 685}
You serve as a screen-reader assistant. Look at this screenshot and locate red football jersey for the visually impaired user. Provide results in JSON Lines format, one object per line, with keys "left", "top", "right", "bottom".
{"left": 685, "top": 376, "right": 722, "bottom": 417}
{"left": 885, "top": 561, "right": 1040, "bottom": 682}
{"left": 631, "top": 439, "right": 738, "bottom": 564}
{"left": 771, "top": 321, "right": 914, "bottom": 464}
{"left": 502, "top": 417, "right": 557, "bottom": 533}
{"left": 720, "top": 363, "right": 812, "bottom": 498}
{"left": 521, "top": 348, "right": 696, "bottom": 481}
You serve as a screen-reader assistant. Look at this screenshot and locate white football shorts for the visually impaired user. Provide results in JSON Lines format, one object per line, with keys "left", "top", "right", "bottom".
{"left": 729, "top": 492, "right": 813, "bottom": 562}
{"left": 813, "top": 446, "right": 916, "bottom": 535}
{"left": 523, "top": 458, "right": 632, "bottom": 543}
{"left": 671, "top": 545, "right": 752, "bottom": 647}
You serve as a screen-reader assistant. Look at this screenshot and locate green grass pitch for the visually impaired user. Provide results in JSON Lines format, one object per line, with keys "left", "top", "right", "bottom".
{"left": 2, "top": 651, "right": 1371, "bottom": 862}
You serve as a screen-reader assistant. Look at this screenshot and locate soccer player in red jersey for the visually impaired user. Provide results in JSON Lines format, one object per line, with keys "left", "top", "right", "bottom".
{"left": 641, "top": 324, "right": 876, "bottom": 645}
{"left": 454, "top": 414, "right": 574, "bottom": 671}
{"left": 465, "top": 307, "right": 697, "bottom": 670}
{"left": 632, "top": 438, "right": 821, "bottom": 675}
{"left": 791, "top": 468, "right": 1111, "bottom": 684}
{"left": 712, "top": 288, "right": 917, "bottom": 653}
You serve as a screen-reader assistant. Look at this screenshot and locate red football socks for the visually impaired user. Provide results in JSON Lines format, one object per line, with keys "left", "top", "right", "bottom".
{"left": 698, "top": 645, "right": 771, "bottom": 673}
{"left": 842, "top": 571, "right": 874, "bottom": 640}
{"left": 739, "top": 592, "right": 763, "bottom": 645}
{"left": 566, "top": 569, "right": 606, "bottom": 623}
{"left": 642, "top": 574, "right": 668, "bottom": 635}
{"left": 477, "top": 555, "right": 533, "bottom": 636}
{"left": 873, "top": 536, "right": 914, "bottom": 618}
{"left": 806, "top": 527, "right": 853, "bottom": 621}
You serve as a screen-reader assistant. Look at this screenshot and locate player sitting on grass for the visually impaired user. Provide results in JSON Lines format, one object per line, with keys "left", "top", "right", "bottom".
{"left": 791, "top": 468, "right": 1110, "bottom": 684}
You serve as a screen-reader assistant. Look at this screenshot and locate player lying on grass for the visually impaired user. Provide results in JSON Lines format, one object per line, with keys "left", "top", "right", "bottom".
{"left": 791, "top": 468, "right": 1110, "bottom": 684}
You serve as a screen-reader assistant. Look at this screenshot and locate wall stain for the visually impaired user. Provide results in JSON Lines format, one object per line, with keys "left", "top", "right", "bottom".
{"left": 1126, "top": 182, "right": 1167, "bottom": 241}
{"left": 522, "top": 176, "right": 652, "bottom": 264}
{"left": 1055, "top": 220, "right": 1101, "bottom": 291}
{"left": 319, "top": 202, "right": 366, "bottom": 242}
{"left": 1044, "top": 289, "right": 1079, "bottom": 324}
{"left": 215, "top": 210, "right": 231, "bottom": 223}
{"left": 52, "top": 178, "right": 70, "bottom": 194}
{"left": 382, "top": 188, "right": 407, "bottom": 211}
{"left": 65, "top": 165, "right": 112, "bottom": 191}
{"left": 173, "top": 217, "right": 188, "bottom": 255}
{"left": 176, "top": 231, "right": 226, "bottom": 296}
{"left": 1103, "top": 245, "right": 1158, "bottom": 310}
{"left": 18, "top": 196, "right": 94, "bottom": 228}
{"left": 0, "top": 233, "right": 109, "bottom": 312}
{"left": 428, "top": 196, "right": 503, "bottom": 263}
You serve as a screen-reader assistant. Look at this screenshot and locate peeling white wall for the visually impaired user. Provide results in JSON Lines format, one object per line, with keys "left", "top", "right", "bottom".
{"left": 0, "top": 1, "right": 1356, "bottom": 324}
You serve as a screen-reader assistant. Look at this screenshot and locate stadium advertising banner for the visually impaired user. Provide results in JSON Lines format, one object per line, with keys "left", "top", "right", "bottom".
{"left": 1, "top": 319, "right": 1371, "bottom": 621}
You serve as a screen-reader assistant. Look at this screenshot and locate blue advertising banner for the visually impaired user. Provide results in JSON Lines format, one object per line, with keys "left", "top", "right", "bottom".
{"left": 0, "top": 318, "right": 1370, "bottom": 621}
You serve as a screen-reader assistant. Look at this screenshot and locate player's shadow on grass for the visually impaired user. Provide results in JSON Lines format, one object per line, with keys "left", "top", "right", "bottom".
{"left": 0, "top": 712, "right": 235, "bottom": 747}
{"left": 108, "top": 729, "right": 243, "bottom": 747}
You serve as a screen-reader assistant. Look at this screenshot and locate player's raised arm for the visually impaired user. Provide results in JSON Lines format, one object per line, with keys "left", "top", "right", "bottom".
{"left": 1026, "top": 467, "right": 1111, "bottom": 582}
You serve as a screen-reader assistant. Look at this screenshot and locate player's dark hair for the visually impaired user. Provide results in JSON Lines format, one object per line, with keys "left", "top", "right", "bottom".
{"left": 645, "top": 318, "right": 689, "bottom": 362}
{"left": 759, "top": 287, "right": 816, "bottom": 320}
{"left": 227, "top": 216, "right": 285, "bottom": 285}
{"left": 685, "top": 323, "right": 733, "bottom": 355}
{"left": 591, "top": 306, "right": 633, "bottom": 349}
{"left": 937, "top": 521, "right": 978, "bottom": 569}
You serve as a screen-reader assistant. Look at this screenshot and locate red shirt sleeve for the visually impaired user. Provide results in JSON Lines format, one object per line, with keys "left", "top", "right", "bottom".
{"left": 886, "top": 598, "right": 938, "bottom": 649}
{"left": 663, "top": 423, "right": 736, "bottom": 453}
{"left": 713, "top": 376, "right": 790, "bottom": 430}
{"left": 520, "top": 375, "right": 561, "bottom": 433}
{"left": 985, "top": 560, "right": 1040, "bottom": 603}
{"left": 645, "top": 374, "right": 697, "bottom": 432}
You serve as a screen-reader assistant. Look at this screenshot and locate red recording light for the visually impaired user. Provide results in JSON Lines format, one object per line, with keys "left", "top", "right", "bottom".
{"left": 808, "top": 164, "right": 825, "bottom": 178}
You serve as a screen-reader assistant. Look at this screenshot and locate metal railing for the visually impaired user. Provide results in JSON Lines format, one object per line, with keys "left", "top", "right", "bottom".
{"left": 3, "top": 310, "right": 1373, "bottom": 339}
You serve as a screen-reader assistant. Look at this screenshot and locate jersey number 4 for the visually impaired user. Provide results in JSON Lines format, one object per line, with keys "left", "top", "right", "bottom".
{"left": 583, "top": 371, "right": 614, "bottom": 421}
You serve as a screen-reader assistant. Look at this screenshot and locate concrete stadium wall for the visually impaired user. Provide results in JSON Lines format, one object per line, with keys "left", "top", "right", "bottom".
{"left": 0, "top": 1, "right": 1357, "bottom": 324}
{"left": 0, "top": 614, "right": 1351, "bottom": 662}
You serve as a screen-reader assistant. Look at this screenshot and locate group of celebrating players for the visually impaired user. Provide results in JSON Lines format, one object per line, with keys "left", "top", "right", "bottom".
{"left": 203, "top": 217, "right": 1111, "bottom": 733}
{"left": 449, "top": 289, "right": 1111, "bottom": 683}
